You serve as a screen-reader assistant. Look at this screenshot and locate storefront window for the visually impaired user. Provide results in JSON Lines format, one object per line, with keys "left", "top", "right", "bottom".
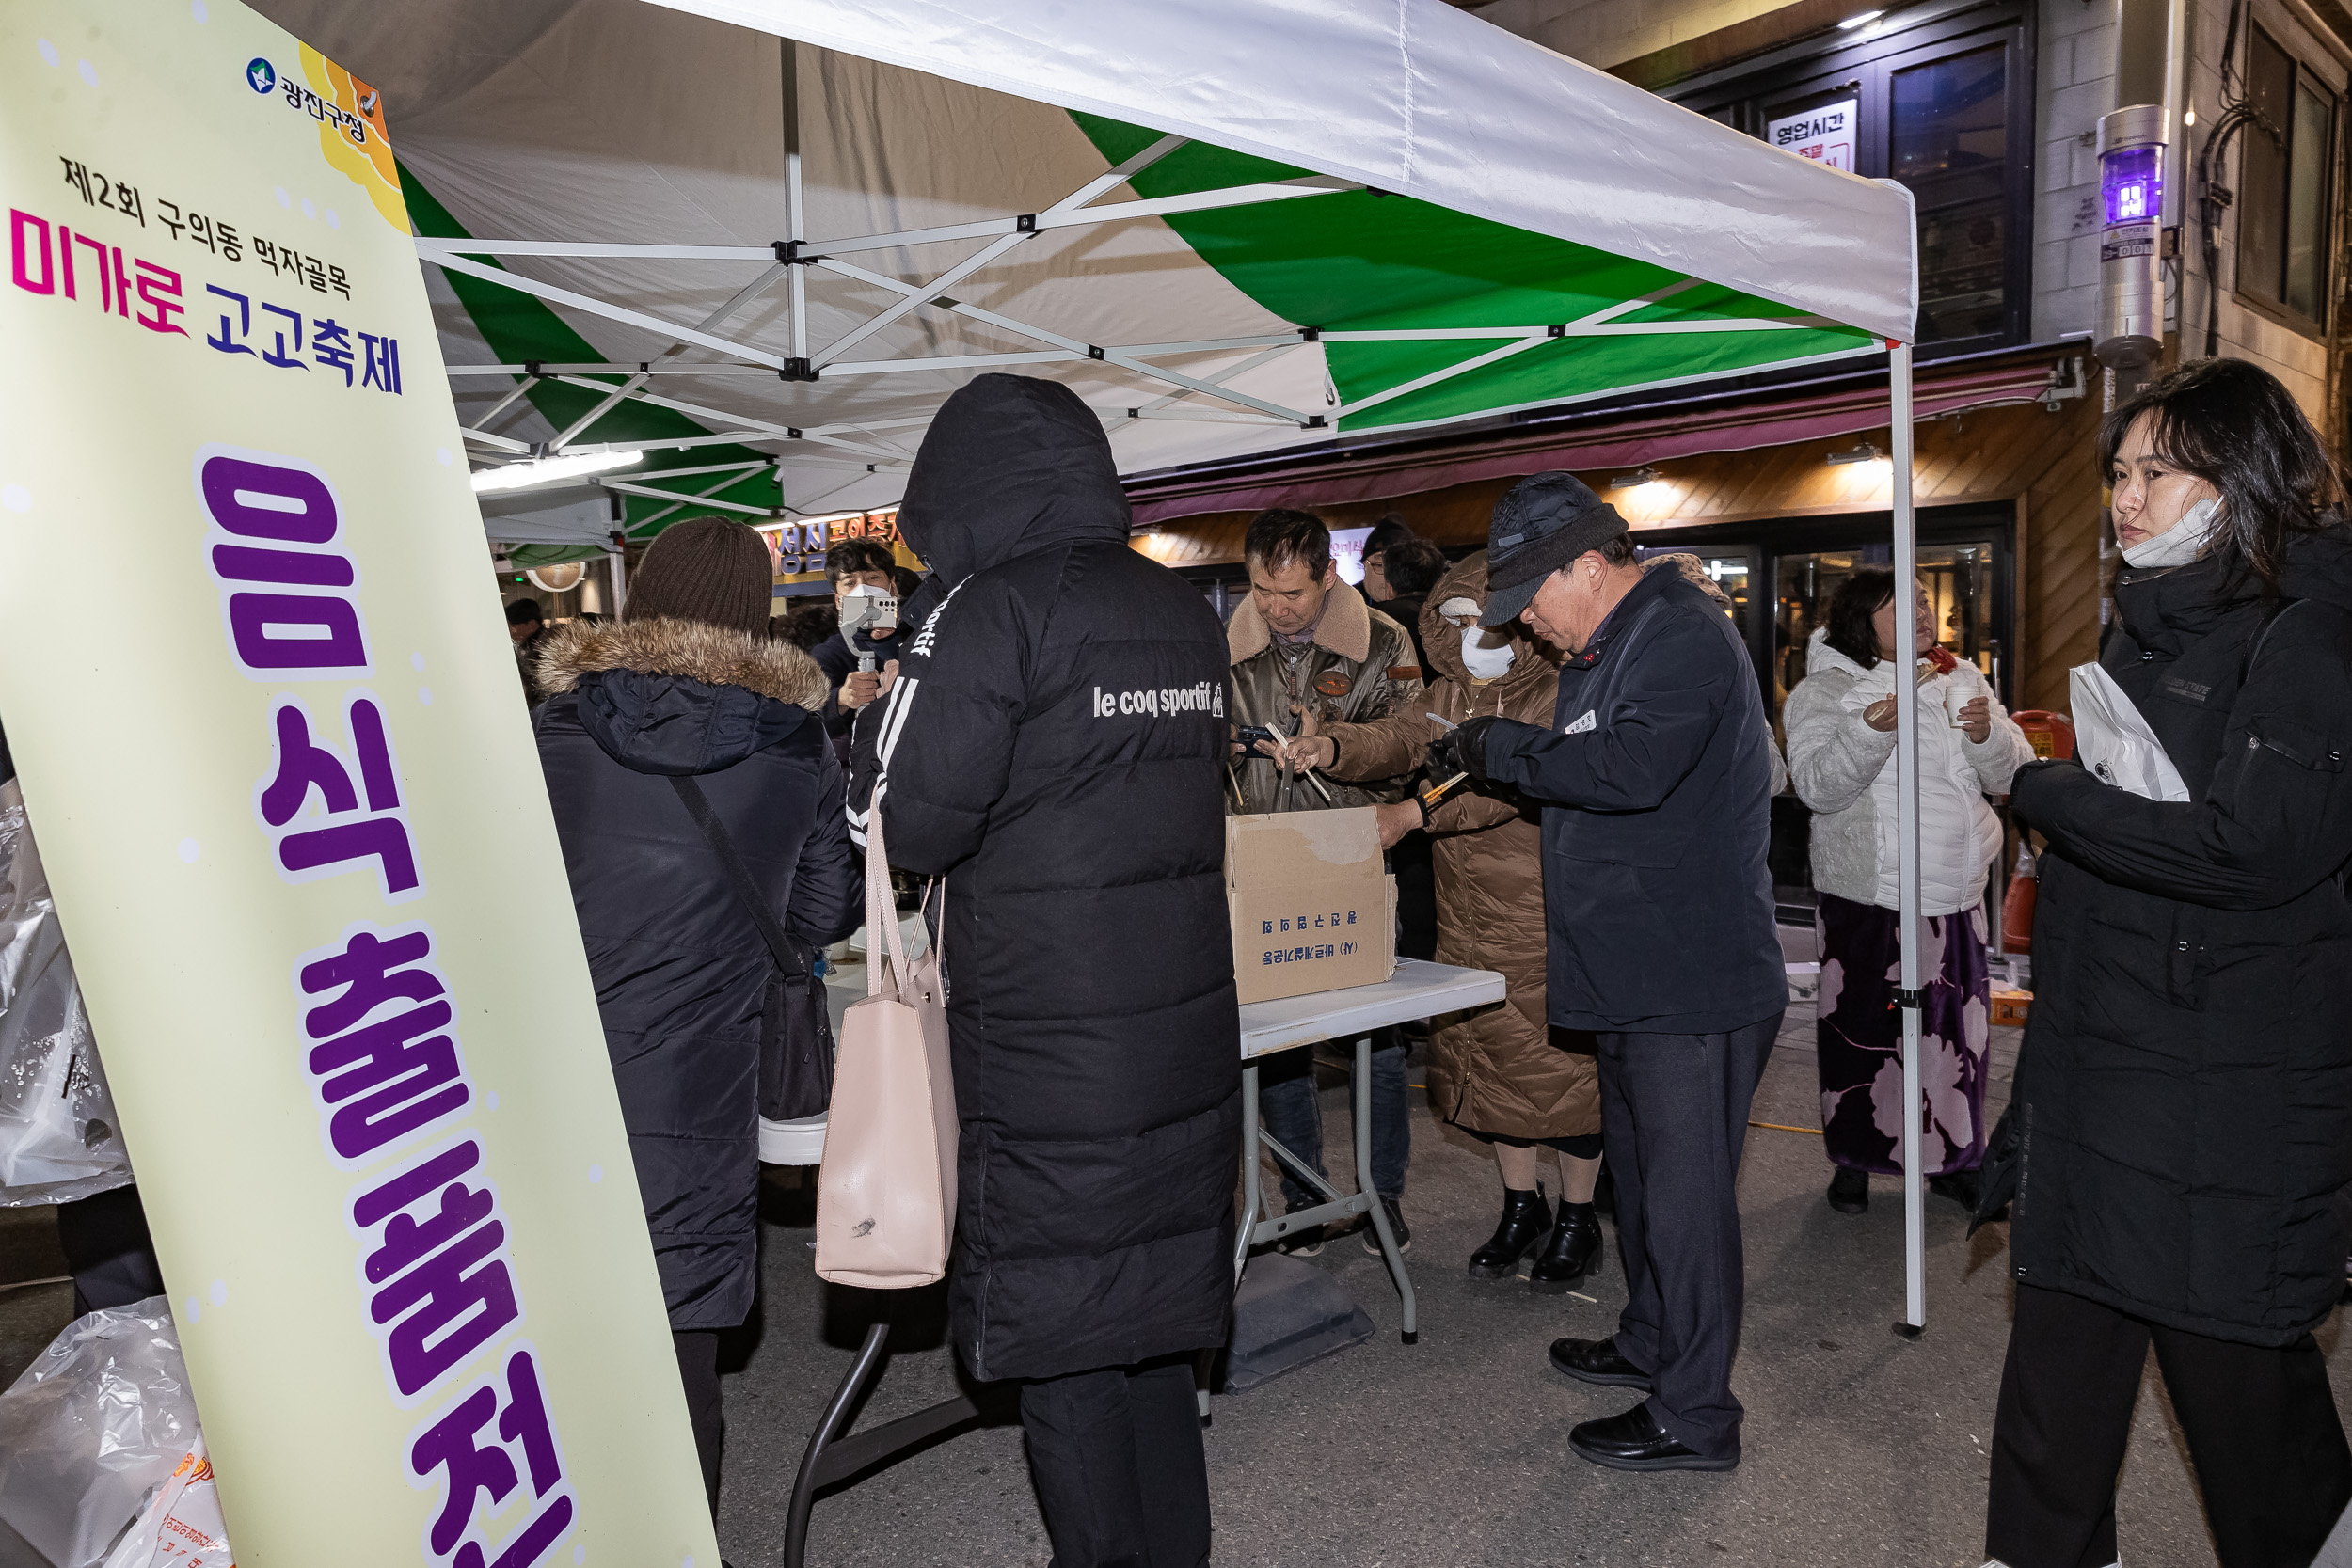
{"left": 1668, "top": 5, "right": 2030, "bottom": 356}
{"left": 1892, "top": 46, "right": 2010, "bottom": 343}
{"left": 1772, "top": 542, "right": 1996, "bottom": 710}
{"left": 2239, "top": 25, "right": 2339, "bottom": 329}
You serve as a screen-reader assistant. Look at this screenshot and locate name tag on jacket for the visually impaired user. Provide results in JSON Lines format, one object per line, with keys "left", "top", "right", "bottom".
{"left": 1565, "top": 709, "right": 1597, "bottom": 735}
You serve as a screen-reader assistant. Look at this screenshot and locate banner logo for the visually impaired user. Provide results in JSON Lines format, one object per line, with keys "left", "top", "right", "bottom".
{"left": 246, "top": 57, "right": 276, "bottom": 94}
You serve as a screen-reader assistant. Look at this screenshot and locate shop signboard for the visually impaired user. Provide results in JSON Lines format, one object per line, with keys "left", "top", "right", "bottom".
{"left": 1765, "top": 99, "right": 1859, "bottom": 171}
{"left": 0, "top": 2, "right": 717, "bottom": 1564}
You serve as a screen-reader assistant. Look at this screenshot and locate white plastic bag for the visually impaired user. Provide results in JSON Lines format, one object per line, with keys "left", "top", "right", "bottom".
{"left": 2068, "top": 663, "right": 2191, "bottom": 802}
{"left": 0, "top": 778, "right": 132, "bottom": 1205}
{"left": 97, "top": 1441, "right": 231, "bottom": 1568}
{"left": 0, "top": 1297, "right": 201, "bottom": 1568}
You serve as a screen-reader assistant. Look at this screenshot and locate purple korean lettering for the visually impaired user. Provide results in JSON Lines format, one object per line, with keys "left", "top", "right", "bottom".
{"left": 405, "top": 1352, "right": 576, "bottom": 1567}
{"left": 351, "top": 1142, "right": 518, "bottom": 1399}
{"left": 256, "top": 697, "right": 418, "bottom": 897}
{"left": 307, "top": 1001, "right": 466, "bottom": 1158}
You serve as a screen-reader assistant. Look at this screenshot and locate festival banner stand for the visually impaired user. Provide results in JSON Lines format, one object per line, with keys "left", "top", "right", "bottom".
{"left": 0, "top": 3, "right": 718, "bottom": 1564}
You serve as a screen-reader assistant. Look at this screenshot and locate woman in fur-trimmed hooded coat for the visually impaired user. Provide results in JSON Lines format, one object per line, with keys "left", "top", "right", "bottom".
{"left": 534, "top": 614, "right": 861, "bottom": 1319}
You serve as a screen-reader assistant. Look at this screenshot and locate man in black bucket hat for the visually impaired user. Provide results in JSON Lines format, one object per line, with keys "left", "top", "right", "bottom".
{"left": 1429, "top": 470, "right": 1785, "bottom": 1475}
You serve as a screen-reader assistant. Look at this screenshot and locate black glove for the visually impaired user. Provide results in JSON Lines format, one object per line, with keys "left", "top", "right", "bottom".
{"left": 1427, "top": 714, "right": 1503, "bottom": 785}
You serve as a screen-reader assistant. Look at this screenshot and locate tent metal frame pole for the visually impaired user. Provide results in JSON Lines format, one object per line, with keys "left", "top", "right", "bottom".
{"left": 428, "top": 250, "right": 790, "bottom": 369}
{"left": 1890, "top": 338, "right": 1927, "bottom": 1339}
{"left": 548, "top": 262, "right": 793, "bottom": 451}
{"left": 602, "top": 476, "right": 777, "bottom": 523}
{"left": 784, "top": 37, "right": 806, "bottom": 363}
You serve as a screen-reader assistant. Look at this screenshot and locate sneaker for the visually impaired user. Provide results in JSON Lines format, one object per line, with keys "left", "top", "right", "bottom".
{"left": 1362, "top": 1197, "right": 1412, "bottom": 1256}
{"left": 1272, "top": 1220, "right": 1325, "bottom": 1258}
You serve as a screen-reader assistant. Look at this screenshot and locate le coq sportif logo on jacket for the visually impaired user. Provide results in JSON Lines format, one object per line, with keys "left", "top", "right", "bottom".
{"left": 1092, "top": 681, "right": 1223, "bottom": 720}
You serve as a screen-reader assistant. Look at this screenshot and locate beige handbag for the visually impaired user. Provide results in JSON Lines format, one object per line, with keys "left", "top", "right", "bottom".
{"left": 815, "top": 789, "right": 960, "bottom": 1287}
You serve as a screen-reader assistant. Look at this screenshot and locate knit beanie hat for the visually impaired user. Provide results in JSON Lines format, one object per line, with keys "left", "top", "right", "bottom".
{"left": 622, "top": 515, "right": 773, "bottom": 637}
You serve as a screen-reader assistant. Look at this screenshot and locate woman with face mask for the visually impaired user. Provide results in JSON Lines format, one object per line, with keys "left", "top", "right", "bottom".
{"left": 1980, "top": 357, "right": 2352, "bottom": 1567}
{"left": 1278, "top": 550, "right": 1609, "bottom": 1291}
{"left": 1784, "top": 570, "right": 2033, "bottom": 1217}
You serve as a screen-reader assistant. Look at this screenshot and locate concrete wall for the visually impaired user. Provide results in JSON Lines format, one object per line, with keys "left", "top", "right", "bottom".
{"left": 1472, "top": 0, "right": 2344, "bottom": 417}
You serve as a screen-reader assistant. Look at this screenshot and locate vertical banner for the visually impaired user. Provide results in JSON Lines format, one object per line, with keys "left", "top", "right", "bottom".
{"left": 0, "top": 4, "right": 720, "bottom": 1566}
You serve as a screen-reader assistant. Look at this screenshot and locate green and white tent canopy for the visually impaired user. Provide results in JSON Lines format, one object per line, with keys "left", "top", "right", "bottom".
{"left": 267, "top": 0, "right": 1946, "bottom": 1330}
{"left": 264, "top": 0, "right": 1917, "bottom": 551}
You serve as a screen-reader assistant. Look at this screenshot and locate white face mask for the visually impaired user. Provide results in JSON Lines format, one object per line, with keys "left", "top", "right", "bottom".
{"left": 2122, "top": 495, "right": 2224, "bottom": 568}
{"left": 1459, "top": 626, "right": 1516, "bottom": 679}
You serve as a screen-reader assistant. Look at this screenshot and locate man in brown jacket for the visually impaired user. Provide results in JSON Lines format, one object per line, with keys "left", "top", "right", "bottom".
{"left": 1286, "top": 551, "right": 1606, "bottom": 1291}
{"left": 1225, "top": 508, "right": 1421, "bottom": 1253}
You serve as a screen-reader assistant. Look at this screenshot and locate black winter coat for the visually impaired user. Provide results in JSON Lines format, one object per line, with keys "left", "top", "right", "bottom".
{"left": 535, "top": 617, "right": 861, "bottom": 1331}
{"left": 851, "top": 374, "right": 1241, "bottom": 1383}
{"left": 1482, "top": 564, "right": 1786, "bottom": 1033}
{"left": 2009, "top": 534, "right": 2352, "bottom": 1346}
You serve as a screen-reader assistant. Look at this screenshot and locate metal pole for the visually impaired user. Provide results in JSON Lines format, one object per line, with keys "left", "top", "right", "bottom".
{"left": 1890, "top": 340, "right": 1927, "bottom": 1338}
{"left": 608, "top": 531, "right": 628, "bottom": 619}
{"left": 785, "top": 38, "right": 806, "bottom": 363}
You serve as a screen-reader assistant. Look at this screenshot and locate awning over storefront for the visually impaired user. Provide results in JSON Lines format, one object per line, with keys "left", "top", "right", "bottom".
{"left": 1126, "top": 351, "right": 2081, "bottom": 530}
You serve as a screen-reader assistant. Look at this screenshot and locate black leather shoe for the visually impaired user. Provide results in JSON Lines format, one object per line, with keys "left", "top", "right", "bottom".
{"left": 1547, "top": 1335, "right": 1652, "bottom": 1391}
{"left": 1827, "top": 1165, "right": 1868, "bottom": 1214}
{"left": 1529, "top": 1202, "right": 1602, "bottom": 1293}
{"left": 1569, "top": 1402, "right": 1737, "bottom": 1472}
{"left": 1467, "top": 1187, "right": 1551, "bottom": 1279}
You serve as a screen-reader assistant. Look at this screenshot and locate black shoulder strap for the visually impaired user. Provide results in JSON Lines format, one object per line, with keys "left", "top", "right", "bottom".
{"left": 2242, "top": 595, "right": 2302, "bottom": 684}
{"left": 667, "top": 775, "right": 805, "bottom": 978}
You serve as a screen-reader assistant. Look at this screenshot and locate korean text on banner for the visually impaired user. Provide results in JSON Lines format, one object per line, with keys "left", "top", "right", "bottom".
{"left": 0, "top": 4, "right": 717, "bottom": 1565}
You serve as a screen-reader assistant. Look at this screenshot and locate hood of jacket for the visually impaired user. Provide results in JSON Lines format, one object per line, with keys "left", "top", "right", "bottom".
{"left": 894, "top": 373, "right": 1131, "bottom": 584}
{"left": 1418, "top": 550, "right": 1556, "bottom": 700}
{"left": 1227, "top": 576, "right": 1380, "bottom": 666}
{"left": 2116, "top": 529, "right": 2352, "bottom": 655}
{"left": 537, "top": 616, "right": 828, "bottom": 776}
{"left": 1802, "top": 624, "right": 1885, "bottom": 688}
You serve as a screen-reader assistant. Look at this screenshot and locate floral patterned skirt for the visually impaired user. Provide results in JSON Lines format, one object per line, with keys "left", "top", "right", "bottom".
{"left": 1814, "top": 891, "right": 1990, "bottom": 1175}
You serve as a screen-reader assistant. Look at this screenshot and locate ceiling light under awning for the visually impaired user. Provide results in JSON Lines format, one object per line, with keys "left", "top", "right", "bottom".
{"left": 472, "top": 450, "right": 644, "bottom": 495}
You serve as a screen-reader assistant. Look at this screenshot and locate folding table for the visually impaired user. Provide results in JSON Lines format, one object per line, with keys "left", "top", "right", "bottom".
{"left": 777, "top": 955, "right": 1505, "bottom": 1564}
{"left": 1232, "top": 958, "right": 1506, "bottom": 1345}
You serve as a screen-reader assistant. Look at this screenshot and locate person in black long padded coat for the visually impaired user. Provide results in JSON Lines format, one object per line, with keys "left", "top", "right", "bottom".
{"left": 532, "top": 516, "right": 860, "bottom": 1513}
{"left": 850, "top": 374, "right": 1240, "bottom": 1568}
{"left": 1987, "top": 358, "right": 2352, "bottom": 1567}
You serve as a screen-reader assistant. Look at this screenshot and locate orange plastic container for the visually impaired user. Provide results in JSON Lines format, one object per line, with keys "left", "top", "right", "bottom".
{"left": 2011, "top": 709, "right": 2076, "bottom": 761}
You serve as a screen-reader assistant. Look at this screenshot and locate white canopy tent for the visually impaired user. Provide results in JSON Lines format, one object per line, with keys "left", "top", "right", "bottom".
{"left": 262, "top": 0, "right": 1940, "bottom": 1329}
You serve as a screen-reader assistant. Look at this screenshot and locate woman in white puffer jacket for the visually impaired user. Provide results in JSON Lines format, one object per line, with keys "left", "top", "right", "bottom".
{"left": 1785, "top": 568, "right": 2033, "bottom": 1216}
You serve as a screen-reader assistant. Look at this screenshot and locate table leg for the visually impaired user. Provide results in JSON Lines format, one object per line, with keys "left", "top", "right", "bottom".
{"left": 1232, "top": 1062, "right": 1260, "bottom": 1285}
{"left": 1354, "top": 1034, "right": 1417, "bottom": 1344}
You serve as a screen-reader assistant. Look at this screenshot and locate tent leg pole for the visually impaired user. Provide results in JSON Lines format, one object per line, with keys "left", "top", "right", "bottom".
{"left": 1889, "top": 339, "right": 1927, "bottom": 1339}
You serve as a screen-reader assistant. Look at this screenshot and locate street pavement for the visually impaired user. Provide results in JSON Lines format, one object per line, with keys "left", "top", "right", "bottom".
{"left": 2, "top": 999, "right": 2344, "bottom": 1566}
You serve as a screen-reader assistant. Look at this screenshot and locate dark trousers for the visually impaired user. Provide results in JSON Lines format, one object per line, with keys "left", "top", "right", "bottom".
{"left": 1987, "top": 1284, "right": 2352, "bottom": 1568}
{"left": 1257, "top": 1035, "right": 1409, "bottom": 1211}
{"left": 1019, "top": 1355, "right": 1211, "bottom": 1568}
{"left": 1596, "top": 1016, "right": 1778, "bottom": 1461}
{"left": 673, "top": 1329, "right": 723, "bottom": 1514}
{"left": 1391, "top": 832, "right": 1437, "bottom": 963}
{"left": 55, "top": 1184, "right": 165, "bottom": 1316}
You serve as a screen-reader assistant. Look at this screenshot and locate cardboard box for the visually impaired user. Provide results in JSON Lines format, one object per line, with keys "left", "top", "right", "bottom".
{"left": 1991, "top": 989, "right": 2032, "bottom": 1028}
{"left": 1226, "top": 809, "right": 1397, "bottom": 1005}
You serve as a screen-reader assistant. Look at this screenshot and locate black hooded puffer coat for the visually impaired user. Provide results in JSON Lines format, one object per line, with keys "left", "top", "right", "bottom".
{"left": 535, "top": 616, "right": 861, "bottom": 1331}
{"left": 2008, "top": 532, "right": 2352, "bottom": 1346}
{"left": 850, "top": 374, "right": 1241, "bottom": 1383}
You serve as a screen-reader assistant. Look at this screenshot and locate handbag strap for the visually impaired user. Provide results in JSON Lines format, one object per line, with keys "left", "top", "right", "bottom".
{"left": 667, "top": 775, "right": 804, "bottom": 981}
{"left": 859, "top": 783, "right": 943, "bottom": 999}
